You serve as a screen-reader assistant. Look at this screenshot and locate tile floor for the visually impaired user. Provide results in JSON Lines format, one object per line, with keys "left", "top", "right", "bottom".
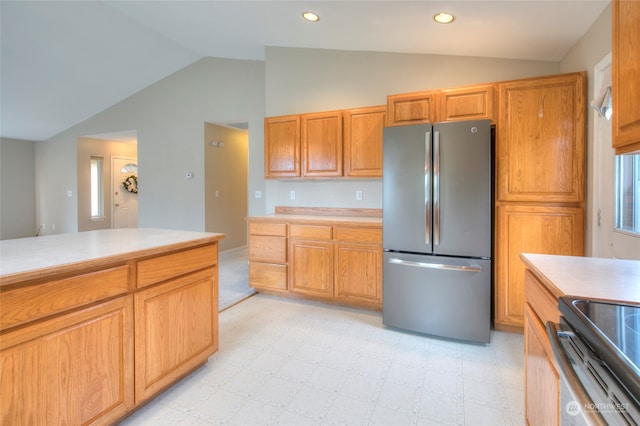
{"left": 120, "top": 294, "right": 525, "bottom": 426}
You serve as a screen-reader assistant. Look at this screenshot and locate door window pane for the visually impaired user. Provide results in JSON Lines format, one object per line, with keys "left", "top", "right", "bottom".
{"left": 616, "top": 153, "right": 640, "bottom": 234}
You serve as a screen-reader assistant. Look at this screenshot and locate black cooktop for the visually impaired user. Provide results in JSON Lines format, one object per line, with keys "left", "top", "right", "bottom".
{"left": 560, "top": 296, "right": 640, "bottom": 402}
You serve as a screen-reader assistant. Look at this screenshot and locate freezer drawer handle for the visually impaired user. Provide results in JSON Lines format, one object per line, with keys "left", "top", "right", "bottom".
{"left": 388, "top": 258, "right": 482, "bottom": 272}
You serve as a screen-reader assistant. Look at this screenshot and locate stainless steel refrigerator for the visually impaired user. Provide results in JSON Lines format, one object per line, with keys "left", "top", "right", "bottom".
{"left": 382, "top": 120, "right": 492, "bottom": 343}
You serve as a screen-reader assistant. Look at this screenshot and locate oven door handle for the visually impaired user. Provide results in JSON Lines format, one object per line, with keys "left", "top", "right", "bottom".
{"left": 546, "top": 321, "right": 608, "bottom": 426}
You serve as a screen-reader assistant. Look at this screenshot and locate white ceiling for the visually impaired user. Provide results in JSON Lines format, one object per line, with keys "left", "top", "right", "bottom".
{"left": 1, "top": 0, "right": 609, "bottom": 142}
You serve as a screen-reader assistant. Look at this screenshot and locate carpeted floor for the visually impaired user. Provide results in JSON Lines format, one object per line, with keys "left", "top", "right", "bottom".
{"left": 218, "top": 247, "right": 255, "bottom": 311}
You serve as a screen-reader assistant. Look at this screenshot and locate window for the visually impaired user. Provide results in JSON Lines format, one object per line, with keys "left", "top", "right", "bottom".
{"left": 120, "top": 163, "right": 137, "bottom": 174}
{"left": 615, "top": 153, "right": 640, "bottom": 235}
{"left": 90, "top": 156, "right": 104, "bottom": 218}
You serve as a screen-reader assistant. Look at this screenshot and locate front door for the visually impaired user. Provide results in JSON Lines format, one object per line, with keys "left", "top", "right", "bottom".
{"left": 112, "top": 157, "right": 138, "bottom": 229}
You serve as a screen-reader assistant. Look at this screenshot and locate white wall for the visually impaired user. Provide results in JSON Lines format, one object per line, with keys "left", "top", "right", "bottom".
{"left": 1, "top": 138, "right": 36, "bottom": 239}
{"left": 35, "top": 57, "right": 265, "bottom": 235}
{"left": 559, "top": 3, "right": 612, "bottom": 256}
{"left": 263, "top": 47, "right": 560, "bottom": 212}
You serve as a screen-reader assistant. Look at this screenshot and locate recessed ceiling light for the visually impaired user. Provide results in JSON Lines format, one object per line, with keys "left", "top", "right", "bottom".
{"left": 433, "top": 12, "right": 455, "bottom": 24}
{"left": 302, "top": 11, "right": 320, "bottom": 22}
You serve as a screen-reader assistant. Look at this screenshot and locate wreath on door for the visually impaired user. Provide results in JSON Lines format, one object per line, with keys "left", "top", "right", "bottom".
{"left": 122, "top": 175, "right": 138, "bottom": 194}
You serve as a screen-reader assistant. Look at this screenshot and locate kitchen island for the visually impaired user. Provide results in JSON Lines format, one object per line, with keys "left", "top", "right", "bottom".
{"left": 0, "top": 228, "right": 224, "bottom": 425}
{"left": 520, "top": 253, "right": 640, "bottom": 425}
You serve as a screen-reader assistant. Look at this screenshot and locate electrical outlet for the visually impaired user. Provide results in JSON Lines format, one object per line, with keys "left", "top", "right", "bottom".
{"left": 255, "top": 190, "right": 262, "bottom": 199}
{"left": 356, "top": 190, "right": 363, "bottom": 201}
{"left": 290, "top": 190, "right": 296, "bottom": 200}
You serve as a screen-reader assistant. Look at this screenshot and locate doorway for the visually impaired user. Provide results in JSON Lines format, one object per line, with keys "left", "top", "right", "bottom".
{"left": 204, "top": 122, "right": 249, "bottom": 252}
{"left": 77, "top": 134, "right": 137, "bottom": 232}
{"left": 593, "top": 53, "right": 640, "bottom": 260}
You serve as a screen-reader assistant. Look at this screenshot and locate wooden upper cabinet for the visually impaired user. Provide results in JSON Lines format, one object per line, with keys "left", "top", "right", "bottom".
{"left": 302, "top": 110, "right": 343, "bottom": 177}
{"left": 264, "top": 114, "right": 300, "bottom": 178}
{"left": 497, "top": 72, "right": 586, "bottom": 203}
{"left": 612, "top": 0, "right": 640, "bottom": 153}
{"left": 439, "top": 84, "right": 495, "bottom": 123}
{"left": 343, "top": 106, "right": 386, "bottom": 177}
{"left": 386, "top": 91, "right": 438, "bottom": 126}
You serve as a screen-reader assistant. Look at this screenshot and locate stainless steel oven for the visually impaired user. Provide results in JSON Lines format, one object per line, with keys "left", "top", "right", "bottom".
{"left": 547, "top": 297, "right": 640, "bottom": 425}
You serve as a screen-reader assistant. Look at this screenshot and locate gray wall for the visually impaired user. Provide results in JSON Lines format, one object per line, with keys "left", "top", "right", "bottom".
{"left": 34, "top": 57, "right": 265, "bottom": 235}
{"left": 263, "top": 47, "right": 560, "bottom": 213}
{"left": 1, "top": 137, "right": 36, "bottom": 239}
{"left": 11, "top": 6, "right": 612, "bottom": 237}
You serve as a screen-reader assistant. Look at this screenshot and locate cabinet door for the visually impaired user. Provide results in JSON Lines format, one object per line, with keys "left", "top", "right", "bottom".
{"left": 525, "top": 305, "right": 560, "bottom": 425}
{"left": 497, "top": 73, "right": 586, "bottom": 202}
{"left": 301, "top": 110, "right": 343, "bottom": 177}
{"left": 612, "top": 0, "right": 640, "bottom": 153}
{"left": 334, "top": 242, "right": 382, "bottom": 306}
{"left": 249, "top": 262, "right": 287, "bottom": 291}
{"left": 386, "top": 91, "right": 438, "bottom": 126}
{"left": 134, "top": 267, "right": 218, "bottom": 403}
{"left": 264, "top": 115, "right": 300, "bottom": 178}
{"left": 289, "top": 239, "right": 333, "bottom": 297}
{"left": 495, "top": 205, "right": 584, "bottom": 328}
{"left": 439, "top": 84, "right": 495, "bottom": 122}
{"left": 0, "top": 297, "right": 134, "bottom": 426}
{"left": 343, "top": 106, "right": 386, "bottom": 177}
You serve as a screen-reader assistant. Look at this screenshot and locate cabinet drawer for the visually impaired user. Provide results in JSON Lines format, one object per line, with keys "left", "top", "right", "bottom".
{"left": 137, "top": 244, "right": 218, "bottom": 288}
{"left": 289, "top": 224, "right": 332, "bottom": 240}
{"left": 249, "top": 262, "right": 287, "bottom": 291}
{"left": 0, "top": 265, "right": 130, "bottom": 331}
{"left": 249, "top": 221, "right": 287, "bottom": 237}
{"left": 249, "top": 235, "right": 287, "bottom": 263}
{"left": 524, "top": 270, "right": 560, "bottom": 326}
{"left": 334, "top": 226, "right": 382, "bottom": 244}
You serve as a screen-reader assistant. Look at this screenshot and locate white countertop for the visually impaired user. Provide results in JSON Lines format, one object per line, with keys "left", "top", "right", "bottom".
{"left": 521, "top": 253, "right": 640, "bottom": 303}
{"left": 0, "top": 228, "right": 224, "bottom": 284}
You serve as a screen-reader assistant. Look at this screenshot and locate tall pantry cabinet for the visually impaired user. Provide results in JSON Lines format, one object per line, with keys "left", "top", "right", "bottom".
{"left": 494, "top": 72, "right": 586, "bottom": 330}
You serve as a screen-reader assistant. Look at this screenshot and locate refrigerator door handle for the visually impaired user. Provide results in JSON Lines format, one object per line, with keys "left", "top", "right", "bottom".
{"left": 433, "top": 130, "right": 440, "bottom": 246}
{"left": 425, "top": 131, "right": 431, "bottom": 245}
{"left": 388, "top": 257, "right": 482, "bottom": 272}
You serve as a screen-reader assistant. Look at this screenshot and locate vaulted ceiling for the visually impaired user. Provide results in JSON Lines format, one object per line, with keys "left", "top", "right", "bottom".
{"left": 1, "top": 1, "right": 609, "bottom": 141}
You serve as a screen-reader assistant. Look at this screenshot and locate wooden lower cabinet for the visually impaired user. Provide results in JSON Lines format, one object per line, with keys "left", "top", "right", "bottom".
{"left": 0, "top": 238, "right": 221, "bottom": 425}
{"left": 248, "top": 218, "right": 382, "bottom": 309}
{"left": 0, "top": 296, "right": 134, "bottom": 425}
{"left": 289, "top": 238, "right": 334, "bottom": 298}
{"left": 524, "top": 268, "right": 562, "bottom": 425}
{"left": 134, "top": 267, "right": 218, "bottom": 403}
{"left": 495, "top": 204, "right": 584, "bottom": 329}
{"left": 334, "top": 226, "right": 382, "bottom": 307}
{"left": 248, "top": 221, "right": 288, "bottom": 291}
{"left": 525, "top": 305, "right": 560, "bottom": 425}
{"left": 334, "top": 242, "right": 382, "bottom": 305}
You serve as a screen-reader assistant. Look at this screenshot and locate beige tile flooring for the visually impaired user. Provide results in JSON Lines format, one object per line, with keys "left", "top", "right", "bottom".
{"left": 120, "top": 294, "right": 524, "bottom": 426}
